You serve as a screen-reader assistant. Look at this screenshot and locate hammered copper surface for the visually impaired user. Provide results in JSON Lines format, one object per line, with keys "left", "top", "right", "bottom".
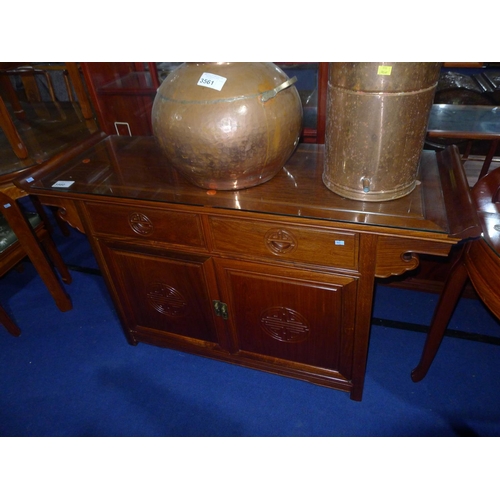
{"left": 152, "top": 62, "right": 303, "bottom": 190}
{"left": 323, "top": 62, "right": 442, "bottom": 202}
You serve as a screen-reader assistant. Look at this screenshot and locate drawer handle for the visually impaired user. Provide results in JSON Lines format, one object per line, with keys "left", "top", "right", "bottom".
{"left": 270, "top": 241, "right": 293, "bottom": 252}
{"left": 128, "top": 212, "right": 154, "bottom": 236}
{"left": 265, "top": 228, "right": 297, "bottom": 255}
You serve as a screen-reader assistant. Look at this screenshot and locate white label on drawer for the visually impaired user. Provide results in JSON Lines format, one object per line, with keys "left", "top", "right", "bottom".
{"left": 335, "top": 240, "right": 345, "bottom": 246}
{"left": 26, "top": 176, "right": 35, "bottom": 183}
{"left": 197, "top": 72, "right": 227, "bottom": 91}
{"left": 52, "top": 180, "right": 75, "bottom": 188}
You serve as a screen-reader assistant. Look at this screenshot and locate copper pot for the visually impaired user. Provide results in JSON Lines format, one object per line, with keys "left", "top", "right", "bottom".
{"left": 152, "top": 62, "right": 303, "bottom": 190}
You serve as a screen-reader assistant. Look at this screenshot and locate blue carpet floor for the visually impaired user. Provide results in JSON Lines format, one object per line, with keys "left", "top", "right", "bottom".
{"left": 2, "top": 219, "right": 500, "bottom": 438}
{"left": 1, "top": 206, "right": 499, "bottom": 500}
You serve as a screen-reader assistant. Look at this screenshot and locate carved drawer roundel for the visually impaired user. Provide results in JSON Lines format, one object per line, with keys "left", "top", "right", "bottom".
{"left": 260, "top": 306, "right": 310, "bottom": 343}
{"left": 129, "top": 212, "right": 154, "bottom": 235}
{"left": 147, "top": 282, "right": 187, "bottom": 317}
{"left": 264, "top": 228, "right": 297, "bottom": 255}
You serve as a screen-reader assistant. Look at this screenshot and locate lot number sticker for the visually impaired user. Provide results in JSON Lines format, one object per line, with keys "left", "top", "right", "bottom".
{"left": 197, "top": 72, "right": 227, "bottom": 91}
{"left": 52, "top": 180, "right": 75, "bottom": 188}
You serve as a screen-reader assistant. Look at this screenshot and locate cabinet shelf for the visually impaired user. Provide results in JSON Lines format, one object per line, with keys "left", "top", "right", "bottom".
{"left": 81, "top": 62, "right": 328, "bottom": 142}
{"left": 98, "top": 72, "right": 157, "bottom": 96}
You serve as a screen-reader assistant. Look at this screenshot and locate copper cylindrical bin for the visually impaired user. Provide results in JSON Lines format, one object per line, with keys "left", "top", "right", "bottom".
{"left": 323, "top": 62, "right": 442, "bottom": 201}
{"left": 152, "top": 62, "right": 303, "bottom": 190}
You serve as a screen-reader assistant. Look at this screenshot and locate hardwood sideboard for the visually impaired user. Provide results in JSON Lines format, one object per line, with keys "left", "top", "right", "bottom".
{"left": 16, "top": 134, "right": 479, "bottom": 400}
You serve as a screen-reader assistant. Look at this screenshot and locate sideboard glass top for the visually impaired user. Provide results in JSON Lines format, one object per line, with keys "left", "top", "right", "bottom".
{"left": 26, "top": 135, "right": 468, "bottom": 235}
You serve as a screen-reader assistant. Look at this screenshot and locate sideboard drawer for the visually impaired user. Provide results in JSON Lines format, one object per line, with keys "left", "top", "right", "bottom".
{"left": 209, "top": 216, "right": 358, "bottom": 269}
{"left": 85, "top": 203, "right": 206, "bottom": 249}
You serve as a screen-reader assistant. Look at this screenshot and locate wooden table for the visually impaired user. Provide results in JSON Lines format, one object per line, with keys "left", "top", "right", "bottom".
{"left": 412, "top": 165, "right": 500, "bottom": 382}
{"left": 427, "top": 104, "right": 500, "bottom": 179}
{"left": 16, "top": 136, "right": 479, "bottom": 400}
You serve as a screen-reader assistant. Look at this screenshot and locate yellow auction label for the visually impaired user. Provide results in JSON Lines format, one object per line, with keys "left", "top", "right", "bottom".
{"left": 377, "top": 65, "right": 392, "bottom": 75}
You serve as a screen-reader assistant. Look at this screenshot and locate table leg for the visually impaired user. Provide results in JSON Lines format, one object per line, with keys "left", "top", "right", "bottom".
{"left": 0, "top": 304, "right": 21, "bottom": 336}
{"left": 0, "top": 193, "right": 72, "bottom": 312}
{"left": 411, "top": 244, "right": 469, "bottom": 382}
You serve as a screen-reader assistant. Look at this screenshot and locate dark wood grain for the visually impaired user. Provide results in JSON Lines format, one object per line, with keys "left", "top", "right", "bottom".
{"left": 16, "top": 135, "right": 477, "bottom": 400}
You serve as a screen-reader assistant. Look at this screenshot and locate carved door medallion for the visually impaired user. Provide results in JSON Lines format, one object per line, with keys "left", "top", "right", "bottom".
{"left": 147, "top": 282, "right": 187, "bottom": 317}
{"left": 260, "top": 306, "right": 310, "bottom": 342}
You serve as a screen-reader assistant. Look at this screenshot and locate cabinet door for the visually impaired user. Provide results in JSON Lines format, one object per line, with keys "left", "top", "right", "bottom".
{"left": 97, "top": 239, "right": 221, "bottom": 346}
{"left": 214, "top": 258, "right": 358, "bottom": 380}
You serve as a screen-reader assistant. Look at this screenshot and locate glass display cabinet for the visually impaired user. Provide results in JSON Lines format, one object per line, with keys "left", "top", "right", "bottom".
{"left": 81, "top": 62, "right": 329, "bottom": 143}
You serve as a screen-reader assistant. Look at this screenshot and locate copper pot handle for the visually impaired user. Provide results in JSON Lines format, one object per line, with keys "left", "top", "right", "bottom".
{"left": 260, "top": 76, "right": 298, "bottom": 103}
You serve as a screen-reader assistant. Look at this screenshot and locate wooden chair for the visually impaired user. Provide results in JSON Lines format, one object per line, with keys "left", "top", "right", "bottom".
{"left": 0, "top": 208, "right": 72, "bottom": 336}
{"left": 0, "top": 63, "right": 94, "bottom": 121}
{"left": 1, "top": 63, "right": 99, "bottom": 233}
{"left": 0, "top": 95, "right": 29, "bottom": 159}
{"left": 0, "top": 63, "right": 98, "bottom": 167}
{"left": 412, "top": 166, "right": 500, "bottom": 381}
{"left": 0, "top": 63, "right": 100, "bottom": 335}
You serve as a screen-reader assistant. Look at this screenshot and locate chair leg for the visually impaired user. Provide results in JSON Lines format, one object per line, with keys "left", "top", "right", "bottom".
{"left": 0, "top": 304, "right": 21, "bottom": 337}
{"left": 39, "top": 229, "right": 72, "bottom": 285}
{"left": 0, "top": 193, "right": 72, "bottom": 312}
{"left": 478, "top": 139, "right": 499, "bottom": 180}
{"left": 411, "top": 244, "right": 470, "bottom": 382}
